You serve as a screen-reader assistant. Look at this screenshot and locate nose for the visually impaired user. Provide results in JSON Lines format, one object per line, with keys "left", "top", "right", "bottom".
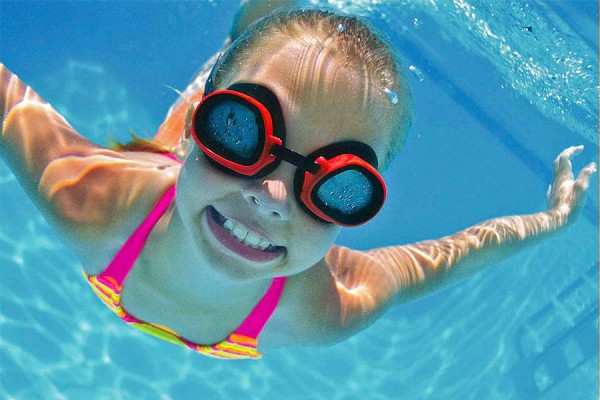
{"left": 242, "top": 179, "right": 292, "bottom": 221}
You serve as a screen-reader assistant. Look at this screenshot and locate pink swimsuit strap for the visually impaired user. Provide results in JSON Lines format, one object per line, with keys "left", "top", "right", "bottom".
{"left": 100, "top": 185, "right": 177, "bottom": 285}
{"left": 98, "top": 175, "right": 286, "bottom": 340}
{"left": 234, "top": 276, "right": 286, "bottom": 338}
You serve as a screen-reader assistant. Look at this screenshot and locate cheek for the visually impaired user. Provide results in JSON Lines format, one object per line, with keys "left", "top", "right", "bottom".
{"left": 176, "top": 151, "right": 238, "bottom": 211}
{"left": 289, "top": 217, "right": 340, "bottom": 267}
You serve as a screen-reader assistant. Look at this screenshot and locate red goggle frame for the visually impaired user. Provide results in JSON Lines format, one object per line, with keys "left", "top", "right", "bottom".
{"left": 191, "top": 83, "right": 386, "bottom": 226}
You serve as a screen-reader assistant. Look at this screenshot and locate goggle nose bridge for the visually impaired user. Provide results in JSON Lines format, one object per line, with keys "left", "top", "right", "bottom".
{"left": 270, "top": 144, "right": 320, "bottom": 175}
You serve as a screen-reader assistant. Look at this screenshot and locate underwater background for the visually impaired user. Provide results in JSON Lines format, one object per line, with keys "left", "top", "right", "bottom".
{"left": 1, "top": 1, "right": 598, "bottom": 399}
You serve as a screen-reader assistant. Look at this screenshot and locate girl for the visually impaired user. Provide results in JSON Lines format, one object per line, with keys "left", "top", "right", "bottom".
{"left": 0, "top": 4, "right": 596, "bottom": 360}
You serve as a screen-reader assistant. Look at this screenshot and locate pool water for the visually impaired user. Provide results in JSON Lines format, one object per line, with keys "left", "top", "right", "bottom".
{"left": 1, "top": 1, "right": 598, "bottom": 399}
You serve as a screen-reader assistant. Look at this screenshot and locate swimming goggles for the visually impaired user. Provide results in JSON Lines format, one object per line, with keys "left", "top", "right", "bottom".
{"left": 190, "top": 83, "right": 386, "bottom": 226}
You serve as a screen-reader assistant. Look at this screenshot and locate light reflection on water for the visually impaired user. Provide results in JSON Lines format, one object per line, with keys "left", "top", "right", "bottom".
{"left": 1, "top": 177, "right": 596, "bottom": 398}
{"left": 1, "top": 0, "right": 598, "bottom": 399}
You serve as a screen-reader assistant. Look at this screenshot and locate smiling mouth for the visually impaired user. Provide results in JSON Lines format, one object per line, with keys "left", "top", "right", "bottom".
{"left": 204, "top": 206, "right": 286, "bottom": 262}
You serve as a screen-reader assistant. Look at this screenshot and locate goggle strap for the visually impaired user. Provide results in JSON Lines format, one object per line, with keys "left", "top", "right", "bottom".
{"left": 203, "top": 54, "right": 222, "bottom": 98}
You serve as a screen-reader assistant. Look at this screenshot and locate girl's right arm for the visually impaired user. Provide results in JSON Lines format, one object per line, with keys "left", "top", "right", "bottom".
{"left": 1, "top": 64, "right": 179, "bottom": 271}
{"left": 1, "top": 62, "right": 105, "bottom": 220}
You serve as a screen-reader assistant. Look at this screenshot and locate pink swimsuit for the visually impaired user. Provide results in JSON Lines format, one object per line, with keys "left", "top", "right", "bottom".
{"left": 84, "top": 185, "right": 286, "bottom": 359}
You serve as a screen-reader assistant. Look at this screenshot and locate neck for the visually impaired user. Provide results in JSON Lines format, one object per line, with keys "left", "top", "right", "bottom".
{"left": 141, "top": 206, "right": 272, "bottom": 311}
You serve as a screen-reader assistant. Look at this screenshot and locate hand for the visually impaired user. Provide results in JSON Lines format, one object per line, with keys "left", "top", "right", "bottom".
{"left": 546, "top": 145, "right": 597, "bottom": 224}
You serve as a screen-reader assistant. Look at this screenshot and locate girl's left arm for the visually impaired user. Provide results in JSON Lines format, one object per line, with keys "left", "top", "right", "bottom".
{"left": 326, "top": 146, "right": 596, "bottom": 330}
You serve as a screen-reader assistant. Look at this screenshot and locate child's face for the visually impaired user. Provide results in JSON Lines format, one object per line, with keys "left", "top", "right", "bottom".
{"left": 177, "top": 42, "right": 394, "bottom": 281}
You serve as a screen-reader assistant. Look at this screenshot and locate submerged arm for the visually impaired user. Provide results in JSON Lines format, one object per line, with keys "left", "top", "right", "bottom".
{"left": 0, "top": 63, "right": 104, "bottom": 210}
{"left": 0, "top": 64, "right": 179, "bottom": 268}
{"left": 375, "top": 146, "right": 595, "bottom": 304}
{"left": 369, "top": 208, "right": 570, "bottom": 304}
{"left": 326, "top": 147, "right": 596, "bottom": 331}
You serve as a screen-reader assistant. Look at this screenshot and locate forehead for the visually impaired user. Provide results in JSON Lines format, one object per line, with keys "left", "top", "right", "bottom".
{"left": 223, "top": 40, "right": 394, "bottom": 160}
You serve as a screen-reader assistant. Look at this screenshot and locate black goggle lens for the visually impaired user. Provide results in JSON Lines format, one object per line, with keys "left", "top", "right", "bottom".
{"left": 205, "top": 100, "right": 259, "bottom": 160}
{"left": 316, "top": 169, "right": 374, "bottom": 215}
{"left": 195, "top": 95, "right": 265, "bottom": 166}
{"left": 307, "top": 165, "right": 384, "bottom": 225}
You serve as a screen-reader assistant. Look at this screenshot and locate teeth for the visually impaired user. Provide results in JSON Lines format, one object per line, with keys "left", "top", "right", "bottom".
{"left": 245, "top": 231, "right": 261, "bottom": 246}
{"left": 224, "top": 219, "right": 235, "bottom": 230}
{"left": 221, "top": 217, "right": 275, "bottom": 251}
{"left": 232, "top": 225, "right": 247, "bottom": 241}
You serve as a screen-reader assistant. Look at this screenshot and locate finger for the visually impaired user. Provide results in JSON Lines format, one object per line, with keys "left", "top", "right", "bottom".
{"left": 553, "top": 153, "right": 573, "bottom": 181}
{"left": 553, "top": 145, "right": 582, "bottom": 178}
{"left": 564, "top": 145, "right": 584, "bottom": 159}
{"left": 573, "top": 162, "right": 598, "bottom": 195}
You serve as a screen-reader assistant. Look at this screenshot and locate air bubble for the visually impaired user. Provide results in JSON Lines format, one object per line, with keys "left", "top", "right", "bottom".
{"left": 409, "top": 65, "right": 425, "bottom": 82}
{"left": 337, "top": 23, "right": 345, "bottom": 33}
{"left": 384, "top": 88, "right": 399, "bottom": 104}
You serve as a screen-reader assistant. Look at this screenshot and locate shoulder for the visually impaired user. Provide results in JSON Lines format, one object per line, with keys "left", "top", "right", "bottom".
{"left": 1, "top": 65, "right": 182, "bottom": 272}
{"left": 264, "top": 245, "right": 395, "bottom": 348}
{"left": 42, "top": 151, "right": 179, "bottom": 218}
{"left": 262, "top": 259, "right": 344, "bottom": 348}
{"left": 44, "top": 151, "right": 181, "bottom": 273}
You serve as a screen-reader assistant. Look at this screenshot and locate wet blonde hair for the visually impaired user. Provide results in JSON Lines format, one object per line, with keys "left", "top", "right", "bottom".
{"left": 114, "top": 8, "right": 413, "bottom": 169}
{"left": 213, "top": 8, "right": 413, "bottom": 170}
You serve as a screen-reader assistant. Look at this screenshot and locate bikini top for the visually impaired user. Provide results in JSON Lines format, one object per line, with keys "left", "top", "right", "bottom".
{"left": 84, "top": 185, "right": 286, "bottom": 360}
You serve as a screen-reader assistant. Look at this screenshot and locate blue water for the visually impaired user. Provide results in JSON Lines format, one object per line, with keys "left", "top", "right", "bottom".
{"left": 1, "top": 1, "right": 598, "bottom": 399}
